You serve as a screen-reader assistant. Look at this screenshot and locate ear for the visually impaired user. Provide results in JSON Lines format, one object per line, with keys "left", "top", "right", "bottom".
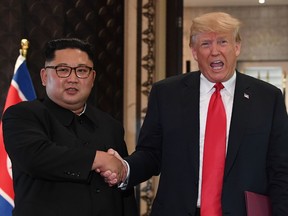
{"left": 235, "top": 42, "right": 241, "bottom": 57}
{"left": 40, "top": 68, "right": 47, "bottom": 86}
{"left": 91, "top": 70, "right": 96, "bottom": 87}
{"left": 191, "top": 47, "right": 198, "bottom": 62}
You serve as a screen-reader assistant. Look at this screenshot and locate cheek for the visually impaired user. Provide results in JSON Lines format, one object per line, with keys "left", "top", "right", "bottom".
{"left": 194, "top": 49, "right": 210, "bottom": 62}
{"left": 228, "top": 50, "right": 238, "bottom": 62}
{"left": 87, "top": 80, "right": 94, "bottom": 89}
{"left": 86, "top": 77, "right": 95, "bottom": 88}
{"left": 228, "top": 45, "right": 241, "bottom": 57}
{"left": 46, "top": 77, "right": 62, "bottom": 90}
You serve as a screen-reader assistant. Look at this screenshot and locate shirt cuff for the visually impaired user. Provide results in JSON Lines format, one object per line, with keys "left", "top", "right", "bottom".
{"left": 118, "top": 160, "right": 130, "bottom": 190}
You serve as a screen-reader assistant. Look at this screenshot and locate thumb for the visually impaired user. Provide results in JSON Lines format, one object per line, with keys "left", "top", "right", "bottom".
{"left": 108, "top": 148, "right": 123, "bottom": 161}
{"left": 107, "top": 148, "right": 116, "bottom": 155}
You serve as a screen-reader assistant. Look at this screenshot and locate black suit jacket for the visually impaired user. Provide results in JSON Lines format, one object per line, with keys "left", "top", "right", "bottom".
{"left": 3, "top": 97, "right": 137, "bottom": 216}
{"left": 126, "top": 71, "right": 288, "bottom": 216}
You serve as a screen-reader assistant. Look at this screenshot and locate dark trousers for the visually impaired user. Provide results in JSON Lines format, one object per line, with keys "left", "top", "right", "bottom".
{"left": 195, "top": 208, "right": 200, "bottom": 216}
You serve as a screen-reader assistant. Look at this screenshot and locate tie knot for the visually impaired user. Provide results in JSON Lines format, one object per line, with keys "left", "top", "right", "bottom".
{"left": 214, "top": 82, "right": 224, "bottom": 92}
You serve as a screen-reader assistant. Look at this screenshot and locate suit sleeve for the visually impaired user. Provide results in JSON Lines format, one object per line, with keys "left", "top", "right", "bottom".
{"left": 125, "top": 84, "right": 162, "bottom": 187}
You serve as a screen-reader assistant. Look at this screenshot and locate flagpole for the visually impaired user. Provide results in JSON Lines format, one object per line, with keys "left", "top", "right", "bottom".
{"left": 20, "top": 39, "right": 29, "bottom": 58}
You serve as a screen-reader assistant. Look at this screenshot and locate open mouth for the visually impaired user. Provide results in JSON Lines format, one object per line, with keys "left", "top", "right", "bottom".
{"left": 210, "top": 60, "right": 224, "bottom": 70}
{"left": 66, "top": 87, "right": 78, "bottom": 94}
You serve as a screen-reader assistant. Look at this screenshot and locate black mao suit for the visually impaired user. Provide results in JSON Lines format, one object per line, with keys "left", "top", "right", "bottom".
{"left": 2, "top": 97, "right": 137, "bottom": 216}
{"left": 125, "top": 71, "right": 288, "bottom": 216}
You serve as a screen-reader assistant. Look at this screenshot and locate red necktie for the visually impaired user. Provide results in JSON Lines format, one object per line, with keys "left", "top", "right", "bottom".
{"left": 201, "top": 82, "right": 226, "bottom": 216}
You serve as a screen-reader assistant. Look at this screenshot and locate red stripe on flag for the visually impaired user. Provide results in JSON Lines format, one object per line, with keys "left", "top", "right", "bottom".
{"left": 0, "top": 85, "right": 22, "bottom": 204}
{"left": 0, "top": 123, "right": 14, "bottom": 201}
{"left": 3, "top": 85, "right": 23, "bottom": 112}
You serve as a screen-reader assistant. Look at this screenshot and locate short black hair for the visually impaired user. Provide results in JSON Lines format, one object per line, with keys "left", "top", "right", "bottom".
{"left": 44, "top": 38, "right": 94, "bottom": 62}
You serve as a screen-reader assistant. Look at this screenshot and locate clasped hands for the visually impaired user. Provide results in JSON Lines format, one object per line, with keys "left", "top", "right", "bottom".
{"left": 92, "top": 148, "right": 126, "bottom": 186}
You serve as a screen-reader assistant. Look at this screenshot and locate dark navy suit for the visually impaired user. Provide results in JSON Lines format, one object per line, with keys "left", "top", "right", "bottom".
{"left": 126, "top": 71, "right": 288, "bottom": 216}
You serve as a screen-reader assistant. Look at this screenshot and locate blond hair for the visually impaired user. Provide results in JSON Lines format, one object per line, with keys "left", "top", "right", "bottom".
{"left": 189, "top": 12, "right": 241, "bottom": 47}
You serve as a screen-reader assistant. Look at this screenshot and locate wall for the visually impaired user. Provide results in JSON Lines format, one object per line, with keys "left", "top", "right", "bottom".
{"left": 123, "top": 1, "right": 166, "bottom": 214}
{"left": 183, "top": 5, "right": 288, "bottom": 71}
{"left": 0, "top": 0, "right": 125, "bottom": 121}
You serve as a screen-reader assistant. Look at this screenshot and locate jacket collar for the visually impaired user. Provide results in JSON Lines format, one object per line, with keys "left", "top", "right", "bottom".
{"left": 42, "top": 96, "right": 98, "bottom": 127}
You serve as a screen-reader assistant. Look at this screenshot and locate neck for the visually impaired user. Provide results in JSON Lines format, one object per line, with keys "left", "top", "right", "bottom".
{"left": 72, "top": 104, "right": 86, "bottom": 116}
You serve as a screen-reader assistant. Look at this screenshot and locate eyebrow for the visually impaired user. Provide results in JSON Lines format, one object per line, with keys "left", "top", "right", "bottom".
{"left": 54, "top": 63, "right": 91, "bottom": 67}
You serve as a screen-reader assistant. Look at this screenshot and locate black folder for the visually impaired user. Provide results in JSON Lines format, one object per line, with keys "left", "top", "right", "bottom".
{"left": 245, "top": 191, "right": 272, "bottom": 216}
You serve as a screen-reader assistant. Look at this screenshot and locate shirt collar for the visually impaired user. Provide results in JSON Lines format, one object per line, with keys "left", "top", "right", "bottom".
{"left": 200, "top": 72, "right": 236, "bottom": 96}
{"left": 78, "top": 103, "right": 87, "bottom": 116}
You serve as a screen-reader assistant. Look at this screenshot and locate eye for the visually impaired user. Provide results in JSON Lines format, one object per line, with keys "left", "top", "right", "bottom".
{"left": 219, "top": 40, "right": 228, "bottom": 46}
{"left": 57, "top": 66, "right": 70, "bottom": 72}
{"left": 200, "top": 42, "right": 210, "bottom": 48}
{"left": 76, "top": 67, "right": 89, "bottom": 73}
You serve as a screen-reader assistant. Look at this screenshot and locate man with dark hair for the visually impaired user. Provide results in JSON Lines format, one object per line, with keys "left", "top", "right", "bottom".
{"left": 2, "top": 38, "right": 137, "bottom": 216}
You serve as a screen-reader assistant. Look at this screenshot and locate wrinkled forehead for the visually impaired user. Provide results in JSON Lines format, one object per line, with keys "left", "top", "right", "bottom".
{"left": 191, "top": 31, "right": 238, "bottom": 47}
{"left": 189, "top": 31, "right": 241, "bottom": 47}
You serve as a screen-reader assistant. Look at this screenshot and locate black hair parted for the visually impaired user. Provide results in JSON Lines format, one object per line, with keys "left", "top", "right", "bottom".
{"left": 44, "top": 38, "right": 94, "bottom": 62}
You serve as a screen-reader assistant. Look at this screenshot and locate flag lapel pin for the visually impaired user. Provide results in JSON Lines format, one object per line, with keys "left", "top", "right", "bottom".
{"left": 244, "top": 93, "right": 250, "bottom": 99}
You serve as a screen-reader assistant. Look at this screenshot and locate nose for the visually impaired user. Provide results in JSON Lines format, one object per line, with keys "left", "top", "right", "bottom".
{"left": 67, "top": 68, "right": 78, "bottom": 81}
{"left": 211, "top": 43, "right": 220, "bottom": 56}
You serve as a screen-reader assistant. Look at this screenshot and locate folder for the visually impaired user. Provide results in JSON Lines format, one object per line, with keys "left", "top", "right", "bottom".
{"left": 245, "top": 191, "right": 272, "bottom": 216}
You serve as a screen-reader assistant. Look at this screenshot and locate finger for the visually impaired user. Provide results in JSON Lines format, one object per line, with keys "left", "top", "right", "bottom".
{"left": 108, "top": 178, "right": 118, "bottom": 186}
{"left": 106, "top": 172, "right": 117, "bottom": 181}
{"left": 100, "top": 170, "right": 112, "bottom": 178}
{"left": 108, "top": 148, "right": 123, "bottom": 162}
{"left": 113, "top": 150, "right": 120, "bottom": 157}
{"left": 105, "top": 176, "right": 118, "bottom": 185}
{"left": 113, "top": 151, "right": 123, "bottom": 161}
{"left": 107, "top": 148, "right": 115, "bottom": 155}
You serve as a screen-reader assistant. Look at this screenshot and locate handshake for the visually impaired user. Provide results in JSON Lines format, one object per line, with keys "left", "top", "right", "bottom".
{"left": 92, "top": 148, "right": 127, "bottom": 187}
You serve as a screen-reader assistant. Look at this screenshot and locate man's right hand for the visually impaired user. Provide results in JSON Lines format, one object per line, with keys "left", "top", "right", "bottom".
{"left": 92, "top": 150, "right": 127, "bottom": 186}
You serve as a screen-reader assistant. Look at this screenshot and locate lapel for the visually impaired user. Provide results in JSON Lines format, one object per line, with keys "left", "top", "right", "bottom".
{"left": 224, "top": 72, "right": 252, "bottom": 178}
{"left": 180, "top": 71, "right": 201, "bottom": 179}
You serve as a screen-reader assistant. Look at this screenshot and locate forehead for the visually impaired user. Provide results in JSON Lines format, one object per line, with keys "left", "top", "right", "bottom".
{"left": 53, "top": 48, "right": 86, "bottom": 58}
{"left": 197, "top": 32, "right": 232, "bottom": 40}
{"left": 50, "top": 48, "right": 93, "bottom": 66}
